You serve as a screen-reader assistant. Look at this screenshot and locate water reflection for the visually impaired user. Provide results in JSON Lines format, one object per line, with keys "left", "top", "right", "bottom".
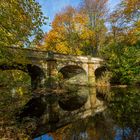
{"left": 58, "top": 86, "right": 88, "bottom": 111}
{"left": 35, "top": 87, "right": 140, "bottom": 140}
{"left": 0, "top": 85, "right": 140, "bottom": 140}
{"left": 34, "top": 134, "right": 53, "bottom": 140}
{"left": 107, "top": 87, "right": 140, "bottom": 140}
{"left": 30, "top": 86, "right": 105, "bottom": 138}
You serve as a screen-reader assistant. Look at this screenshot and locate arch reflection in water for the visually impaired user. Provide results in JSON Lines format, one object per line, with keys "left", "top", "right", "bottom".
{"left": 1, "top": 82, "right": 139, "bottom": 139}
{"left": 34, "top": 87, "right": 140, "bottom": 140}
{"left": 58, "top": 86, "right": 88, "bottom": 111}
{"left": 18, "top": 85, "right": 104, "bottom": 138}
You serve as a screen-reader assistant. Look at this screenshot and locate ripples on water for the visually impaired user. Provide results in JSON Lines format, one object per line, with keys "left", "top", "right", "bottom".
{"left": 0, "top": 85, "right": 140, "bottom": 140}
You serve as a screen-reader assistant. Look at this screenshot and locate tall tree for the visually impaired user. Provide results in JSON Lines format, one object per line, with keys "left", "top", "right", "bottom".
{"left": 80, "top": 0, "right": 108, "bottom": 56}
{"left": 101, "top": 0, "right": 140, "bottom": 85}
{"left": 39, "top": 6, "right": 89, "bottom": 55}
{"left": 0, "top": 0, "right": 47, "bottom": 90}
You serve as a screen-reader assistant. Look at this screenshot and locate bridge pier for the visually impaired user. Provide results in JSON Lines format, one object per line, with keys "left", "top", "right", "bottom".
{"left": 89, "top": 87, "right": 97, "bottom": 107}
{"left": 88, "top": 63, "right": 96, "bottom": 86}
{"left": 46, "top": 60, "right": 59, "bottom": 88}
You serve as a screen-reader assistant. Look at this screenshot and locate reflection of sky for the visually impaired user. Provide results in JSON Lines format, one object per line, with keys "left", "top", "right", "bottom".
{"left": 34, "top": 134, "right": 53, "bottom": 140}
{"left": 34, "top": 126, "right": 131, "bottom": 140}
{"left": 35, "top": 0, "right": 121, "bottom": 32}
{"left": 34, "top": 126, "right": 132, "bottom": 140}
{"left": 114, "top": 126, "right": 131, "bottom": 140}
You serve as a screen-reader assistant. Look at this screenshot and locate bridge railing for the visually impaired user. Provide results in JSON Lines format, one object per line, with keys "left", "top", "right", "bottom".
{"left": 3, "top": 47, "right": 104, "bottom": 63}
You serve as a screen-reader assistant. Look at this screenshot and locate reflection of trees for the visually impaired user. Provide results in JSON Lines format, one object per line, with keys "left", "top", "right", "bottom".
{"left": 108, "top": 87, "right": 140, "bottom": 140}
{"left": 47, "top": 87, "right": 140, "bottom": 140}
{"left": 0, "top": 70, "right": 31, "bottom": 89}
{"left": 96, "top": 86, "right": 114, "bottom": 101}
{"left": 0, "top": 70, "right": 33, "bottom": 139}
{"left": 49, "top": 113, "right": 115, "bottom": 140}
{"left": 0, "top": 88, "right": 34, "bottom": 139}
{"left": 1, "top": 81, "right": 140, "bottom": 140}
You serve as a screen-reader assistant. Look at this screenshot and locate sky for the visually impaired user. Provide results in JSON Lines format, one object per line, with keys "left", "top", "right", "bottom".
{"left": 36, "top": 0, "right": 121, "bottom": 32}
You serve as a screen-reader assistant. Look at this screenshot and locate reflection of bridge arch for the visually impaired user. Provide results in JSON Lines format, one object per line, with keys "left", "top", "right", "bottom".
{"left": 0, "top": 64, "right": 46, "bottom": 90}
{"left": 19, "top": 86, "right": 105, "bottom": 138}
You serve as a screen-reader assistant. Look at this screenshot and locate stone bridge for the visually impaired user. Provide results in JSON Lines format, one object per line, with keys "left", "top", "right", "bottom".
{"left": 0, "top": 47, "right": 104, "bottom": 89}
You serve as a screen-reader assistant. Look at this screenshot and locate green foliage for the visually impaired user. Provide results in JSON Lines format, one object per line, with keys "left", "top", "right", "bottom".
{"left": 0, "top": 47, "right": 30, "bottom": 66}
{"left": 0, "top": 0, "right": 47, "bottom": 76}
{"left": 98, "top": 0, "right": 140, "bottom": 85}
{"left": 109, "top": 87, "right": 140, "bottom": 131}
{"left": 101, "top": 42, "right": 140, "bottom": 85}
{"left": 0, "top": 0, "right": 47, "bottom": 47}
{"left": 0, "top": 70, "right": 31, "bottom": 88}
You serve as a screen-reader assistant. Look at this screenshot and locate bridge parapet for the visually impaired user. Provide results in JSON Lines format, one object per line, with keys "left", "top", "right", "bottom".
{"left": 5, "top": 47, "right": 52, "bottom": 60}
{"left": 5, "top": 47, "right": 103, "bottom": 63}
{"left": 53, "top": 53, "right": 103, "bottom": 64}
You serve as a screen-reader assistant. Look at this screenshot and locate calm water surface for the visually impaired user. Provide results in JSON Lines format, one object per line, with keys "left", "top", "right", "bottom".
{"left": 0, "top": 86, "right": 140, "bottom": 140}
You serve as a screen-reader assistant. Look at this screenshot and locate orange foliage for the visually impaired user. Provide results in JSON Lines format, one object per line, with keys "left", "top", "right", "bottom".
{"left": 38, "top": 6, "right": 89, "bottom": 55}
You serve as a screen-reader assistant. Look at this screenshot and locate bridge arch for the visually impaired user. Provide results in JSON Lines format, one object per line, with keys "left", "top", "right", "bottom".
{"left": 0, "top": 64, "right": 46, "bottom": 90}
{"left": 95, "top": 66, "right": 107, "bottom": 81}
{"left": 58, "top": 65, "right": 88, "bottom": 85}
{"left": 59, "top": 65, "right": 87, "bottom": 79}
{"left": 27, "top": 64, "right": 46, "bottom": 90}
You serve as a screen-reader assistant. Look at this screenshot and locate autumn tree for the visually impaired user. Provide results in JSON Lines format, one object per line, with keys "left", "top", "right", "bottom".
{"left": 0, "top": 0, "right": 46, "bottom": 90}
{"left": 39, "top": 6, "right": 89, "bottom": 55}
{"left": 0, "top": 0, "right": 46, "bottom": 48}
{"left": 80, "top": 0, "right": 108, "bottom": 55}
{"left": 109, "top": 0, "right": 140, "bottom": 44}
{"left": 0, "top": 0, "right": 47, "bottom": 69}
{"left": 0, "top": 1, "right": 46, "bottom": 138}
{"left": 39, "top": 1, "right": 108, "bottom": 56}
{"left": 101, "top": 0, "right": 140, "bottom": 85}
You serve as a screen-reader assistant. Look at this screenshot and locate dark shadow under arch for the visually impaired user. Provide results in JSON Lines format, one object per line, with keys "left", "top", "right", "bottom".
{"left": 27, "top": 64, "right": 46, "bottom": 90}
{"left": 59, "top": 65, "right": 86, "bottom": 79}
{"left": 95, "top": 66, "right": 107, "bottom": 80}
{"left": 0, "top": 64, "right": 45, "bottom": 90}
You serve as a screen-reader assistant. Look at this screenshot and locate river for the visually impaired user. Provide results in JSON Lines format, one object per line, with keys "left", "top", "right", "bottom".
{"left": 0, "top": 85, "right": 140, "bottom": 140}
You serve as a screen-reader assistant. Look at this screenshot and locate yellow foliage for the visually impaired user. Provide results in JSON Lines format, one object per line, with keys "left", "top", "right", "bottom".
{"left": 123, "top": 0, "right": 140, "bottom": 15}
{"left": 17, "top": 87, "right": 23, "bottom": 96}
{"left": 37, "top": 2, "right": 108, "bottom": 55}
{"left": 38, "top": 6, "right": 91, "bottom": 55}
